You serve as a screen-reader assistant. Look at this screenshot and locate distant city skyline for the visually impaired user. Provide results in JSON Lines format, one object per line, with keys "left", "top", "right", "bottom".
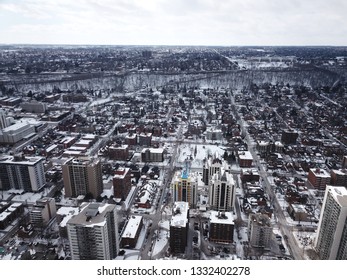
{"left": 1, "top": 0, "right": 347, "bottom": 46}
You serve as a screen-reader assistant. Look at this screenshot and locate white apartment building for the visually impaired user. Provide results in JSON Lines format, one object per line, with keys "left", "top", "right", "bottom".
{"left": 202, "top": 152, "right": 230, "bottom": 185}
{"left": 209, "top": 168, "right": 236, "bottom": 212}
{"left": 315, "top": 186, "right": 347, "bottom": 260}
{"left": 0, "top": 154, "right": 46, "bottom": 192}
{"left": 248, "top": 213, "right": 273, "bottom": 250}
{"left": 67, "top": 203, "right": 119, "bottom": 260}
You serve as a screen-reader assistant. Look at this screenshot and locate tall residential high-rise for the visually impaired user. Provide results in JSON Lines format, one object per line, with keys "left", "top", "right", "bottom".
{"left": 209, "top": 168, "right": 236, "bottom": 212}
{"left": 209, "top": 211, "right": 234, "bottom": 244}
{"left": 113, "top": 167, "right": 131, "bottom": 201}
{"left": 169, "top": 201, "right": 189, "bottom": 254}
{"left": 202, "top": 152, "right": 227, "bottom": 185}
{"left": 62, "top": 157, "right": 103, "bottom": 198}
{"left": 67, "top": 202, "right": 119, "bottom": 260}
{"left": 30, "top": 197, "right": 57, "bottom": 228}
{"left": 171, "top": 161, "right": 198, "bottom": 208}
{"left": 314, "top": 185, "right": 347, "bottom": 260}
{"left": 0, "top": 154, "right": 46, "bottom": 192}
{"left": 248, "top": 213, "right": 273, "bottom": 250}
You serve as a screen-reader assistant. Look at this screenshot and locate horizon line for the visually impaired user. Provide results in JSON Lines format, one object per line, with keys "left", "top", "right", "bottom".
{"left": 1, "top": 43, "right": 347, "bottom": 48}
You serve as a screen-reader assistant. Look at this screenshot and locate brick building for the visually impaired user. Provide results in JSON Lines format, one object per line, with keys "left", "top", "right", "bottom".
{"left": 109, "top": 145, "right": 129, "bottom": 161}
{"left": 238, "top": 151, "right": 253, "bottom": 168}
{"left": 209, "top": 211, "right": 234, "bottom": 244}
{"left": 113, "top": 167, "right": 132, "bottom": 201}
{"left": 307, "top": 168, "right": 331, "bottom": 191}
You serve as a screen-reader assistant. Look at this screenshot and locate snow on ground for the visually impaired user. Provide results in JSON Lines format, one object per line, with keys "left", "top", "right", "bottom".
{"left": 89, "top": 97, "right": 113, "bottom": 107}
{"left": 115, "top": 216, "right": 171, "bottom": 260}
{"left": 235, "top": 59, "right": 291, "bottom": 70}
{"left": 151, "top": 220, "right": 170, "bottom": 257}
{"left": 177, "top": 144, "right": 226, "bottom": 168}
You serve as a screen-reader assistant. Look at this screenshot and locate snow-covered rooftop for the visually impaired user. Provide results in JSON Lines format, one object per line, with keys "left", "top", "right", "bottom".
{"left": 209, "top": 210, "right": 234, "bottom": 225}
{"left": 121, "top": 215, "right": 142, "bottom": 239}
{"left": 170, "top": 201, "right": 189, "bottom": 228}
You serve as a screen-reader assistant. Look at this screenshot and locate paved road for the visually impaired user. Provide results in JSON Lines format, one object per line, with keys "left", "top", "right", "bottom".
{"left": 139, "top": 116, "right": 184, "bottom": 259}
{"left": 230, "top": 91, "right": 304, "bottom": 260}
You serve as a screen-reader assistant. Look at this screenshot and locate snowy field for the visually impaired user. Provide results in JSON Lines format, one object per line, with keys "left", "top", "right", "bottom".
{"left": 177, "top": 144, "right": 226, "bottom": 168}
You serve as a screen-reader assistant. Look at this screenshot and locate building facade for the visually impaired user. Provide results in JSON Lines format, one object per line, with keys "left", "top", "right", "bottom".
{"left": 0, "top": 154, "right": 46, "bottom": 192}
{"left": 113, "top": 167, "right": 132, "bottom": 201}
{"left": 120, "top": 215, "right": 143, "bottom": 248}
{"left": 203, "top": 154, "right": 224, "bottom": 185}
{"left": 0, "top": 202, "right": 24, "bottom": 230}
{"left": 108, "top": 145, "right": 129, "bottom": 161}
{"left": 20, "top": 101, "right": 48, "bottom": 113}
{"left": 62, "top": 157, "right": 103, "bottom": 198}
{"left": 170, "top": 201, "right": 189, "bottom": 254}
{"left": 209, "top": 169, "right": 235, "bottom": 212}
{"left": 141, "top": 148, "right": 164, "bottom": 162}
{"left": 125, "top": 134, "right": 137, "bottom": 146}
{"left": 171, "top": 165, "right": 198, "bottom": 208}
{"left": 30, "top": 197, "right": 57, "bottom": 228}
{"left": 281, "top": 129, "right": 299, "bottom": 145}
{"left": 209, "top": 211, "right": 234, "bottom": 244}
{"left": 0, "top": 121, "right": 36, "bottom": 144}
{"left": 238, "top": 151, "right": 253, "bottom": 168}
{"left": 330, "top": 169, "right": 347, "bottom": 187}
{"left": 315, "top": 186, "right": 347, "bottom": 260}
{"left": 248, "top": 213, "right": 273, "bottom": 250}
{"left": 67, "top": 203, "right": 119, "bottom": 260}
{"left": 307, "top": 168, "right": 331, "bottom": 191}
{"left": 0, "top": 109, "right": 11, "bottom": 129}
{"left": 205, "top": 127, "right": 223, "bottom": 141}
{"left": 138, "top": 133, "right": 152, "bottom": 147}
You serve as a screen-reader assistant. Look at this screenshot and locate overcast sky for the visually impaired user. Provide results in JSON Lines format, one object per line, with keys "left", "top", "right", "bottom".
{"left": 0, "top": 0, "right": 346, "bottom": 46}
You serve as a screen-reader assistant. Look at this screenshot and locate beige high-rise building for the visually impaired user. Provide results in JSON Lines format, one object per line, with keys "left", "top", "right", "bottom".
{"left": 62, "top": 157, "right": 103, "bottom": 199}
{"left": 315, "top": 186, "right": 347, "bottom": 260}
{"left": 248, "top": 213, "right": 272, "bottom": 250}
{"left": 171, "top": 165, "right": 198, "bottom": 208}
{"left": 30, "top": 197, "right": 57, "bottom": 228}
{"left": 67, "top": 202, "right": 119, "bottom": 260}
{"left": 209, "top": 168, "right": 236, "bottom": 212}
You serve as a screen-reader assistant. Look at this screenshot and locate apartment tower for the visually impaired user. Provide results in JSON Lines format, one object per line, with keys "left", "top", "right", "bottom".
{"left": 62, "top": 157, "right": 103, "bottom": 198}
{"left": 0, "top": 154, "right": 46, "bottom": 192}
{"left": 315, "top": 186, "right": 347, "bottom": 260}
{"left": 169, "top": 201, "right": 189, "bottom": 254}
{"left": 67, "top": 203, "right": 119, "bottom": 260}
{"left": 209, "top": 168, "right": 236, "bottom": 212}
{"left": 171, "top": 161, "right": 198, "bottom": 208}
